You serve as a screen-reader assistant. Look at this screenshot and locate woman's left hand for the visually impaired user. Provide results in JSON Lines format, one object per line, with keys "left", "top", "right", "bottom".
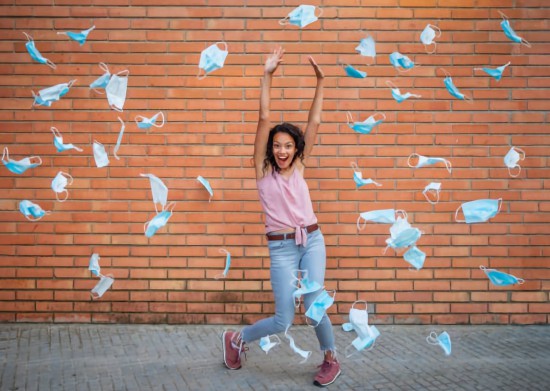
{"left": 308, "top": 56, "right": 324, "bottom": 80}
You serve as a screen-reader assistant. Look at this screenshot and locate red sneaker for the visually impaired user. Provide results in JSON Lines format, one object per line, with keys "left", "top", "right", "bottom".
{"left": 222, "top": 331, "right": 246, "bottom": 370}
{"left": 313, "top": 359, "right": 341, "bottom": 387}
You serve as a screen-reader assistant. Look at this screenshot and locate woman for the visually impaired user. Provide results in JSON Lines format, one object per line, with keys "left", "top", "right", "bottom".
{"left": 222, "top": 48, "right": 340, "bottom": 387}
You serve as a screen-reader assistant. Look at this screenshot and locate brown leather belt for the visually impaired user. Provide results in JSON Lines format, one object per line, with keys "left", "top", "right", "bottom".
{"left": 266, "top": 224, "right": 319, "bottom": 241}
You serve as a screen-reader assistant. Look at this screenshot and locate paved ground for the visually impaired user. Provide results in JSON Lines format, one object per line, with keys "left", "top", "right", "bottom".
{"left": 0, "top": 324, "right": 549, "bottom": 390}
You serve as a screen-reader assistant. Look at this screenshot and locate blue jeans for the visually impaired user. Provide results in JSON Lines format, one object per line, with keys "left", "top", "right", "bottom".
{"left": 241, "top": 229, "right": 335, "bottom": 352}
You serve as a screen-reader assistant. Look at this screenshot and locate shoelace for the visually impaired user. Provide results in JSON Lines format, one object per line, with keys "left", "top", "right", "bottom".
{"left": 317, "top": 360, "right": 336, "bottom": 378}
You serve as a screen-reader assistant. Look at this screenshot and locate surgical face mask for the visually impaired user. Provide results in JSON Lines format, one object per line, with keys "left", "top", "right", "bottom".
{"left": 2, "top": 147, "right": 42, "bottom": 175}
{"left": 57, "top": 25, "right": 95, "bottom": 46}
{"left": 197, "top": 175, "right": 213, "bottom": 201}
{"left": 135, "top": 111, "right": 165, "bottom": 130}
{"left": 51, "top": 127, "right": 83, "bottom": 153}
{"left": 51, "top": 171, "right": 73, "bottom": 202}
{"left": 357, "top": 209, "right": 407, "bottom": 230}
{"left": 474, "top": 61, "right": 511, "bottom": 82}
{"left": 351, "top": 162, "right": 382, "bottom": 189}
{"left": 347, "top": 111, "right": 385, "bottom": 135}
{"left": 343, "top": 64, "right": 367, "bottom": 78}
{"left": 23, "top": 32, "right": 56, "bottom": 69}
{"left": 140, "top": 173, "right": 168, "bottom": 212}
{"left": 106, "top": 69, "right": 129, "bottom": 112}
{"left": 90, "top": 63, "right": 111, "bottom": 94}
{"left": 19, "top": 200, "right": 49, "bottom": 221}
{"left": 91, "top": 274, "right": 114, "bottom": 300}
{"left": 480, "top": 265, "right": 524, "bottom": 287}
{"left": 93, "top": 140, "right": 109, "bottom": 168}
{"left": 279, "top": 5, "right": 322, "bottom": 29}
{"left": 420, "top": 24, "right": 441, "bottom": 54}
{"left": 499, "top": 11, "right": 531, "bottom": 47}
{"left": 423, "top": 182, "right": 441, "bottom": 204}
{"left": 386, "top": 80, "right": 420, "bottom": 103}
{"left": 259, "top": 334, "right": 281, "bottom": 354}
{"left": 214, "top": 248, "right": 231, "bottom": 279}
{"left": 355, "top": 35, "right": 376, "bottom": 58}
{"left": 389, "top": 52, "right": 415, "bottom": 72}
{"left": 305, "top": 289, "right": 335, "bottom": 326}
{"left": 144, "top": 202, "right": 175, "bottom": 238}
{"left": 32, "top": 80, "right": 76, "bottom": 107}
{"left": 88, "top": 253, "right": 101, "bottom": 277}
{"left": 503, "top": 146, "right": 525, "bottom": 177}
{"left": 386, "top": 216, "right": 422, "bottom": 252}
{"left": 427, "top": 331, "right": 451, "bottom": 356}
{"left": 403, "top": 246, "right": 426, "bottom": 270}
{"left": 408, "top": 153, "right": 452, "bottom": 174}
{"left": 284, "top": 325, "right": 311, "bottom": 363}
{"left": 440, "top": 68, "right": 472, "bottom": 102}
{"left": 342, "top": 322, "right": 353, "bottom": 332}
{"left": 455, "top": 198, "right": 502, "bottom": 224}
{"left": 198, "top": 42, "right": 228, "bottom": 79}
{"left": 291, "top": 269, "right": 322, "bottom": 308}
{"left": 344, "top": 301, "right": 380, "bottom": 357}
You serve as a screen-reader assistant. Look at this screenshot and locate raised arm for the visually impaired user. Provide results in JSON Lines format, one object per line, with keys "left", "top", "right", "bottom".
{"left": 254, "top": 47, "right": 285, "bottom": 179}
{"left": 303, "top": 56, "right": 325, "bottom": 160}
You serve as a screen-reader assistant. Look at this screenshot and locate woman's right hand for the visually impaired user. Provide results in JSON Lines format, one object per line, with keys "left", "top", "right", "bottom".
{"left": 264, "top": 47, "right": 285, "bottom": 75}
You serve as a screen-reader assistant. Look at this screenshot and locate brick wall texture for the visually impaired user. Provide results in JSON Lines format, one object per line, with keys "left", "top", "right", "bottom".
{"left": 0, "top": 0, "right": 548, "bottom": 325}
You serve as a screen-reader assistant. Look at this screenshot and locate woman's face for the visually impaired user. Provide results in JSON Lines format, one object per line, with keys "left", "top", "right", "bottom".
{"left": 272, "top": 132, "right": 297, "bottom": 171}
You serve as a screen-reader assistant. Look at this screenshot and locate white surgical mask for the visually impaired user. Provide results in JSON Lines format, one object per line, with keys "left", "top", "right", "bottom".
{"left": 106, "top": 69, "right": 129, "bottom": 112}
{"left": 51, "top": 171, "right": 73, "bottom": 202}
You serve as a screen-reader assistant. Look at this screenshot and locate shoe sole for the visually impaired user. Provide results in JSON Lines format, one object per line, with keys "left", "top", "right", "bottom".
{"left": 221, "top": 331, "right": 241, "bottom": 370}
{"left": 313, "top": 368, "right": 341, "bottom": 387}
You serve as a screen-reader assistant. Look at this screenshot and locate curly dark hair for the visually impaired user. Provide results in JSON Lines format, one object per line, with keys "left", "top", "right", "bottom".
{"left": 263, "top": 122, "right": 305, "bottom": 175}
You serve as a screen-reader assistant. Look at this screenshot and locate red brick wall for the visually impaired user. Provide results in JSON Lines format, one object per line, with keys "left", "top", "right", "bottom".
{"left": 0, "top": 1, "right": 548, "bottom": 325}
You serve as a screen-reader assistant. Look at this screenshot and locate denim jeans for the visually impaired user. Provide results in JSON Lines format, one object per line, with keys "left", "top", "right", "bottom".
{"left": 241, "top": 229, "right": 335, "bottom": 352}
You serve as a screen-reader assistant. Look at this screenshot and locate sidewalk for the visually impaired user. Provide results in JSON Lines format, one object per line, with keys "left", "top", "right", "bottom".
{"left": 0, "top": 324, "right": 548, "bottom": 390}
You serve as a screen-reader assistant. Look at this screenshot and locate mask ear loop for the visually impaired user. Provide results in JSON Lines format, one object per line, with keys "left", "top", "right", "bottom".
{"left": 508, "top": 165, "right": 521, "bottom": 177}
{"left": 356, "top": 214, "right": 368, "bottom": 231}
{"left": 29, "top": 156, "right": 43, "bottom": 166}
{"left": 2, "top": 146, "right": 9, "bottom": 163}
{"left": 423, "top": 188, "right": 439, "bottom": 204}
{"left": 385, "top": 80, "right": 398, "bottom": 90}
{"left": 395, "top": 209, "right": 408, "bottom": 220}
{"left": 151, "top": 111, "right": 165, "bottom": 128}
{"left": 278, "top": 15, "right": 291, "bottom": 25}
{"left": 407, "top": 153, "right": 420, "bottom": 168}
{"left": 443, "top": 159, "right": 452, "bottom": 174}
{"left": 284, "top": 325, "right": 312, "bottom": 364}
{"left": 426, "top": 331, "right": 439, "bottom": 345}
{"left": 113, "top": 117, "right": 125, "bottom": 160}
{"left": 55, "top": 189, "right": 69, "bottom": 203}
{"left": 346, "top": 111, "right": 355, "bottom": 128}
{"left": 372, "top": 112, "right": 386, "bottom": 123}
{"left": 214, "top": 248, "right": 231, "bottom": 280}
{"left": 454, "top": 204, "right": 466, "bottom": 223}
{"left": 216, "top": 41, "right": 228, "bottom": 53}
{"left": 496, "top": 198, "right": 503, "bottom": 215}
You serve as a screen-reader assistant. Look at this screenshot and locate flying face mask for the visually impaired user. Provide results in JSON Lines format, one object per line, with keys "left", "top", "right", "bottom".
{"left": 284, "top": 325, "right": 311, "bottom": 363}
{"left": 408, "top": 153, "right": 452, "bottom": 174}
{"left": 19, "top": 200, "right": 50, "bottom": 221}
{"left": 88, "top": 253, "right": 101, "bottom": 277}
{"left": 291, "top": 269, "right": 322, "bottom": 308}
{"left": 144, "top": 202, "right": 175, "bottom": 238}
{"left": 51, "top": 127, "right": 83, "bottom": 153}
{"left": 389, "top": 52, "right": 415, "bottom": 72}
{"left": 106, "top": 69, "right": 129, "bottom": 112}
{"left": 480, "top": 265, "right": 524, "bottom": 287}
{"left": 351, "top": 162, "right": 382, "bottom": 189}
{"left": 427, "top": 331, "right": 451, "bottom": 356}
{"left": 91, "top": 274, "right": 114, "bottom": 300}
{"left": 403, "top": 246, "right": 426, "bottom": 270}
{"left": 423, "top": 182, "right": 442, "bottom": 204}
{"left": 305, "top": 289, "right": 335, "bottom": 326}
{"left": 499, "top": 11, "right": 531, "bottom": 47}
{"left": 57, "top": 25, "right": 95, "bottom": 46}
{"left": 344, "top": 301, "right": 380, "bottom": 358}
{"left": 90, "top": 62, "right": 111, "bottom": 94}
{"left": 2, "top": 147, "right": 42, "bottom": 175}
{"left": 32, "top": 80, "right": 76, "bottom": 107}
{"left": 386, "top": 80, "right": 421, "bottom": 103}
{"left": 440, "top": 68, "right": 472, "bottom": 102}
{"left": 503, "top": 146, "right": 525, "bottom": 177}
{"left": 23, "top": 32, "right": 56, "bottom": 69}
{"left": 135, "top": 111, "right": 165, "bottom": 130}
{"left": 346, "top": 111, "right": 385, "bottom": 135}
{"left": 474, "top": 62, "right": 511, "bottom": 82}
{"left": 355, "top": 35, "right": 376, "bottom": 58}
{"left": 214, "top": 248, "right": 231, "bottom": 280}
{"left": 279, "top": 5, "right": 322, "bottom": 29}
{"left": 51, "top": 171, "right": 73, "bottom": 202}
{"left": 357, "top": 209, "right": 407, "bottom": 230}
{"left": 455, "top": 198, "right": 502, "bottom": 224}
{"left": 259, "top": 334, "right": 281, "bottom": 354}
{"left": 385, "top": 216, "right": 422, "bottom": 252}
{"left": 93, "top": 140, "right": 109, "bottom": 168}
{"left": 140, "top": 173, "right": 168, "bottom": 213}
{"left": 342, "top": 64, "right": 367, "bottom": 78}
{"left": 198, "top": 42, "right": 228, "bottom": 79}
{"left": 420, "top": 24, "right": 441, "bottom": 54}
{"left": 197, "top": 175, "right": 213, "bottom": 201}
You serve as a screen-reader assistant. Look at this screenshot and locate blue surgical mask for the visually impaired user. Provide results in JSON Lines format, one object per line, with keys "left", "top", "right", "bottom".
{"left": 351, "top": 162, "right": 382, "bottom": 189}
{"left": 386, "top": 80, "right": 420, "bottom": 103}
{"left": 503, "top": 146, "right": 525, "bottom": 177}
{"left": 284, "top": 325, "right": 311, "bottom": 363}
{"left": 19, "top": 200, "right": 49, "bottom": 221}
{"left": 93, "top": 140, "right": 109, "bottom": 168}
{"left": 279, "top": 5, "right": 322, "bottom": 29}
{"left": 408, "top": 153, "right": 452, "bottom": 174}
{"left": 403, "top": 246, "right": 426, "bottom": 270}
{"left": 215, "top": 249, "right": 231, "bottom": 279}
{"left": 144, "top": 202, "right": 175, "bottom": 238}
{"left": 455, "top": 198, "right": 502, "bottom": 224}
{"left": 91, "top": 274, "right": 114, "bottom": 299}
{"left": 499, "top": 11, "right": 531, "bottom": 47}
{"left": 51, "top": 171, "right": 73, "bottom": 202}
{"left": 23, "top": 32, "right": 56, "bottom": 69}
{"left": 386, "top": 217, "right": 422, "bottom": 251}
{"left": 57, "top": 25, "right": 95, "bottom": 46}
{"left": 355, "top": 35, "right": 376, "bottom": 58}
{"left": 420, "top": 24, "right": 441, "bottom": 54}
{"left": 389, "top": 52, "right": 415, "bottom": 72}
{"left": 259, "top": 334, "right": 281, "bottom": 354}
{"left": 2, "top": 147, "right": 42, "bottom": 175}
{"left": 427, "top": 331, "right": 451, "bottom": 356}
{"left": 51, "top": 127, "right": 83, "bottom": 153}
{"left": 422, "top": 182, "right": 442, "bottom": 204}
{"left": 32, "top": 80, "right": 76, "bottom": 107}
{"left": 480, "top": 265, "right": 524, "bottom": 287}
{"left": 88, "top": 253, "right": 101, "bottom": 277}
{"left": 140, "top": 173, "right": 168, "bottom": 213}
{"left": 343, "top": 64, "right": 367, "bottom": 78}
{"left": 197, "top": 175, "right": 213, "bottom": 201}
{"left": 135, "top": 111, "right": 165, "bottom": 130}
{"left": 292, "top": 270, "right": 322, "bottom": 307}
{"left": 106, "top": 70, "right": 129, "bottom": 112}
{"left": 305, "top": 289, "right": 335, "bottom": 326}
{"left": 357, "top": 209, "right": 406, "bottom": 229}
{"left": 440, "top": 68, "right": 472, "bottom": 102}
{"left": 198, "top": 42, "right": 228, "bottom": 79}
{"left": 90, "top": 63, "right": 111, "bottom": 94}
{"left": 344, "top": 301, "right": 380, "bottom": 357}
{"left": 475, "top": 61, "right": 511, "bottom": 82}
{"left": 347, "top": 111, "right": 384, "bottom": 135}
